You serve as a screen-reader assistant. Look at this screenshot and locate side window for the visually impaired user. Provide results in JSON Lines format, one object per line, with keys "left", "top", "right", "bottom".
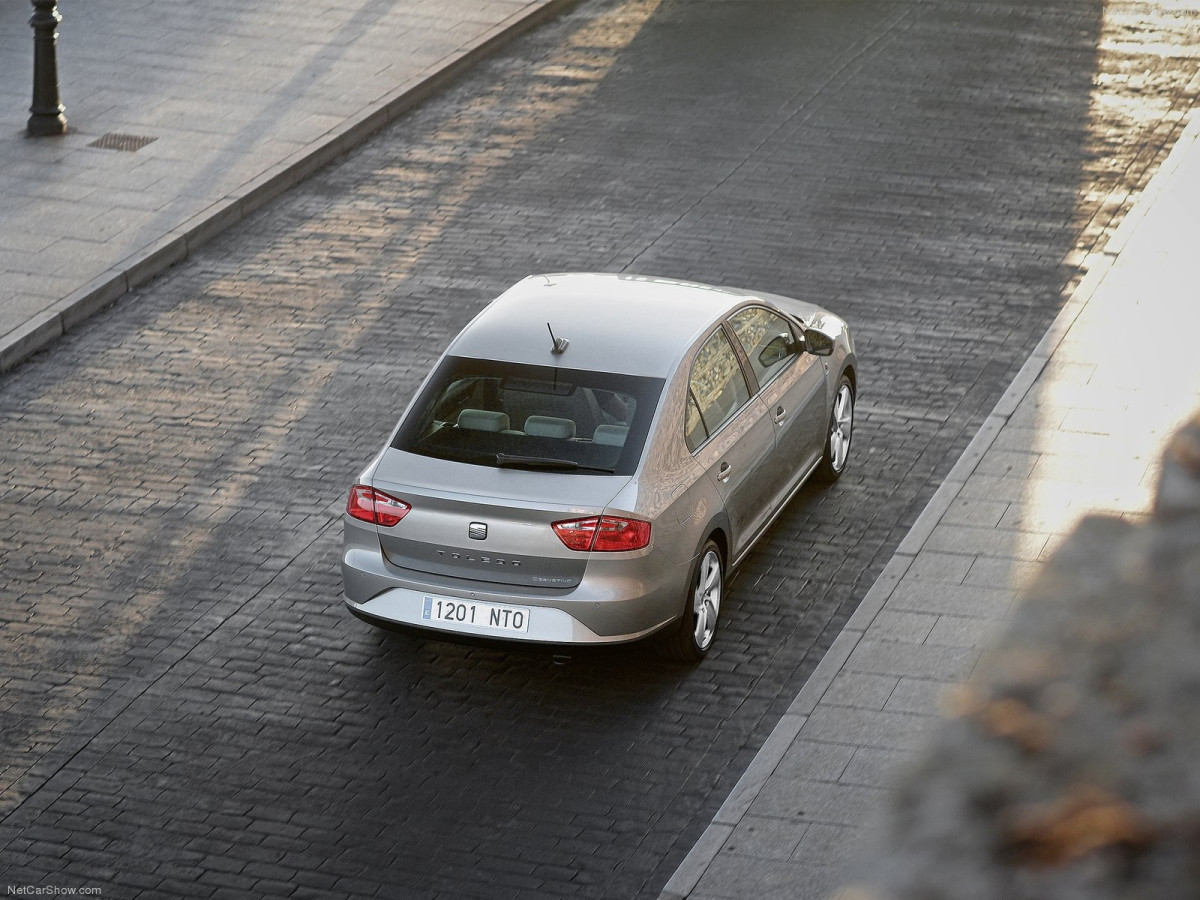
{"left": 729, "top": 306, "right": 797, "bottom": 387}
{"left": 686, "top": 328, "right": 751, "bottom": 451}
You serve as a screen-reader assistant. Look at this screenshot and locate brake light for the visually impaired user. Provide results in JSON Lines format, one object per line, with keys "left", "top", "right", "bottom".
{"left": 346, "top": 484, "right": 411, "bottom": 527}
{"left": 592, "top": 516, "right": 652, "bottom": 551}
{"left": 552, "top": 516, "right": 600, "bottom": 551}
{"left": 552, "top": 515, "right": 651, "bottom": 552}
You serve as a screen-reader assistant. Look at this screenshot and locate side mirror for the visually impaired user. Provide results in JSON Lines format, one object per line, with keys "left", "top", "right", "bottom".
{"left": 757, "top": 333, "right": 796, "bottom": 369}
{"left": 801, "top": 327, "right": 835, "bottom": 356}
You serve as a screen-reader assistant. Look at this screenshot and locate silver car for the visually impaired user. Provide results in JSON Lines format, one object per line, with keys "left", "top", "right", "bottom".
{"left": 342, "top": 273, "right": 856, "bottom": 660}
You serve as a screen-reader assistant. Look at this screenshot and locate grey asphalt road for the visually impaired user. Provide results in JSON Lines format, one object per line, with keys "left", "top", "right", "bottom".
{"left": 2, "top": 1, "right": 1198, "bottom": 897}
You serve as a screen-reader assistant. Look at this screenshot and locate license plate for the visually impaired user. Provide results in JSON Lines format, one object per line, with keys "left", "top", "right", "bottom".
{"left": 421, "top": 595, "right": 530, "bottom": 633}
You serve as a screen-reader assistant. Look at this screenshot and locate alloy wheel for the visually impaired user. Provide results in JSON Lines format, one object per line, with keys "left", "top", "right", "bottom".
{"left": 692, "top": 548, "right": 722, "bottom": 651}
{"left": 829, "top": 382, "right": 854, "bottom": 473}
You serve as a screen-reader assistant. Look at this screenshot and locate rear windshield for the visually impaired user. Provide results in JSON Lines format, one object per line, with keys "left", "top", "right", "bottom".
{"left": 392, "top": 357, "right": 665, "bottom": 476}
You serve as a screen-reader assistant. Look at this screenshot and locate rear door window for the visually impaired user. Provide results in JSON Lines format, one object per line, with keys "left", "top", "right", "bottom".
{"left": 685, "top": 328, "right": 752, "bottom": 451}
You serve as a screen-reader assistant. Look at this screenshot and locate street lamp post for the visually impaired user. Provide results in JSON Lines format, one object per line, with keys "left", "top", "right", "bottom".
{"left": 28, "top": 0, "right": 67, "bottom": 136}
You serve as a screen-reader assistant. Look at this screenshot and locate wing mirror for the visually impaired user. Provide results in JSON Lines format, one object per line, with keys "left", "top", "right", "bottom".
{"left": 757, "top": 333, "right": 796, "bottom": 369}
{"left": 800, "top": 327, "right": 835, "bottom": 357}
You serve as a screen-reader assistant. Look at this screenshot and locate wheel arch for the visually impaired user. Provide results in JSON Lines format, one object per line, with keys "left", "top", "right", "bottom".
{"left": 840, "top": 362, "right": 857, "bottom": 395}
{"left": 705, "top": 526, "right": 728, "bottom": 568}
{"left": 696, "top": 503, "right": 730, "bottom": 560}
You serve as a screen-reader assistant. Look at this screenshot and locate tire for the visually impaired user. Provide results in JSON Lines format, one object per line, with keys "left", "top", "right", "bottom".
{"left": 816, "top": 376, "right": 854, "bottom": 482}
{"left": 658, "top": 539, "right": 724, "bottom": 662}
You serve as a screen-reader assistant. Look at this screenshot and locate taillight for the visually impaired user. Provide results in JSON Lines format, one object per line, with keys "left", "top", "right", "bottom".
{"left": 552, "top": 515, "right": 651, "bottom": 552}
{"left": 346, "top": 484, "right": 410, "bottom": 527}
{"left": 552, "top": 516, "right": 600, "bottom": 551}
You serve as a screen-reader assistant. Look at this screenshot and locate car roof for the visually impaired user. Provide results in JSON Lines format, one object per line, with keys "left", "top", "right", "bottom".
{"left": 446, "top": 273, "right": 761, "bottom": 378}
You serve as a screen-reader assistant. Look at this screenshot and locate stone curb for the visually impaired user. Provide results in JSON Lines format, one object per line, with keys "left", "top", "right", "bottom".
{"left": 656, "top": 104, "right": 1200, "bottom": 900}
{"left": 0, "top": 0, "right": 577, "bottom": 376}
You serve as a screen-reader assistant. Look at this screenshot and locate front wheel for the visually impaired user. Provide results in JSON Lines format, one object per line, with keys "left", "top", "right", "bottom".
{"left": 658, "top": 540, "right": 723, "bottom": 662}
{"left": 816, "top": 376, "right": 854, "bottom": 482}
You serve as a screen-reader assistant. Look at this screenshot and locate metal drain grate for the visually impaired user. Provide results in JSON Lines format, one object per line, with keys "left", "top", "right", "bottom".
{"left": 88, "top": 132, "right": 157, "bottom": 152}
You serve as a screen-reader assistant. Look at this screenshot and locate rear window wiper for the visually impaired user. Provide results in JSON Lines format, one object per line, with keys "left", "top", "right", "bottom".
{"left": 495, "top": 453, "right": 614, "bottom": 474}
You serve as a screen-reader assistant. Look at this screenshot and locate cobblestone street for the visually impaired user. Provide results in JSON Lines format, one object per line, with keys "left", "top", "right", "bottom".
{"left": 2, "top": 1, "right": 1199, "bottom": 897}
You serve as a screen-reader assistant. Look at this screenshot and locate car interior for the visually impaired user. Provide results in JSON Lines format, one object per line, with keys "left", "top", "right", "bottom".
{"left": 443, "top": 377, "right": 633, "bottom": 448}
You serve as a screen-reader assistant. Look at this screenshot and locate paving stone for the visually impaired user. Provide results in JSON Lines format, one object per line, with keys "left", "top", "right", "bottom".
{"left": 865, "top": 611, "right": 938, "bottom": 645}
{"left": 791, "top": 823, "right": 866, "bottom": 867}
{"left": 723, "top": 815, "right": 808, "bottom": 861}
{"left": 887, "top": 578, "right": 1018, "bottom": 622}
{"left": 839, "top": 747, "right": 911, "bottom": 790}
{"left": 882, "top": 677, "right": 957, "bottom": 717}
{"left": 903, "top": 553, "right": 973, "bottom": 586}
{"left": 821, "top": 673, "right": 900, "bottom": 712}
{"left": 923, "top": 524, "right": 1052, "bottom": 562}
{"left": 845, "top": 640, "right": 978, "bottom": 683}
{"left": 962, "top": 556, "right": 1045, "bottom": 591}
{"left": 749, "top": 778, "right": 888, "bottom": 828}
{"left": 691, "top": 854, "right": 843, "bottom": 900}
{"left": 798, "top": 706, "right": 934, "bottom": 753}
{"left": 774, "top": 740, "right": 857, "bottom": 784}
{"left": 924, "top": 615, "right": 996, "bottom": 649}
{"left": 939, "top": 497, "right": 1009, "bottom": 529}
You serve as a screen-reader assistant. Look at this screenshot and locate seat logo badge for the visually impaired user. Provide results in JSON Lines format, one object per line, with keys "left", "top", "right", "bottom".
{"left": 468, "top": 522, "right": 487, "bottom": 541}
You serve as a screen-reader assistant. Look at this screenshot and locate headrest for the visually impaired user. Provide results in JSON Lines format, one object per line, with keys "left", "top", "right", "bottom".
{"left": 457, "top": 409, "right": 511, "bottom": 432}
{"left": 524, "top": 416, "right": 576, "bottom": 439}
{"left": 593, "top": 424, "right": 629, "bottom": 447}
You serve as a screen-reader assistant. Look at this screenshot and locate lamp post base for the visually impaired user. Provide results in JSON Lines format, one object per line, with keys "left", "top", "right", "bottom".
{"left": 28, "top": 110, "right": 67, "bottom": 137}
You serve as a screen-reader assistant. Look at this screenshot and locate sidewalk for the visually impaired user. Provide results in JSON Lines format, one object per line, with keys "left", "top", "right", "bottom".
{"left": 0, "top": 0, "right": 570, "bottom": 373}
{"left": 661, "top": 113, "right": 1200, "bottom": 898}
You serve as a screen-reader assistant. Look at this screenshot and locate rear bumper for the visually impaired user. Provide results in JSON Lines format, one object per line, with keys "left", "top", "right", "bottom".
{"left": 341, "top": 539, "right": 687, "bottom": 645}
{"left": 343, "top": 589, "right": 665, "bottom": 645}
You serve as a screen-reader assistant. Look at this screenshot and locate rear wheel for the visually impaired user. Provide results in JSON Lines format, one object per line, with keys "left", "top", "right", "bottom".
{"left": 659, "top": 539, "right": 723, "bottom": 662}
{"left": 817, "top": 376, "right": 854, "bottom": 482}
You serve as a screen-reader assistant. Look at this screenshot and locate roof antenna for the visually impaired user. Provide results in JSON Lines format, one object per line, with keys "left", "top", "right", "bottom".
{"left": 547, "top": 322, "right": 569, "bottom": 355}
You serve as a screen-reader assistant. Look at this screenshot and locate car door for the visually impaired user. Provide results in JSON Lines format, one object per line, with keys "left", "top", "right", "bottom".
{"left": 685, "top": 325, "right": 776, "bottom": 559}
{"left": 728, "top": 306, "right": 828, "bottom": 509}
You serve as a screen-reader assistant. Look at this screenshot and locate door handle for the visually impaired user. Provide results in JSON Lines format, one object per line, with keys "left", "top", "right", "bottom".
{"left": 773, "top": 405, "right": 787, "bottom": 425}
{"left": 717, "top": 461, "right": 732, "bottom": 483}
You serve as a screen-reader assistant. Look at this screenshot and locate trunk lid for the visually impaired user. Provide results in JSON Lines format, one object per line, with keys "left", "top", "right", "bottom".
{"left": 368, "top": 449, "right": 632, "bottom": 589}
